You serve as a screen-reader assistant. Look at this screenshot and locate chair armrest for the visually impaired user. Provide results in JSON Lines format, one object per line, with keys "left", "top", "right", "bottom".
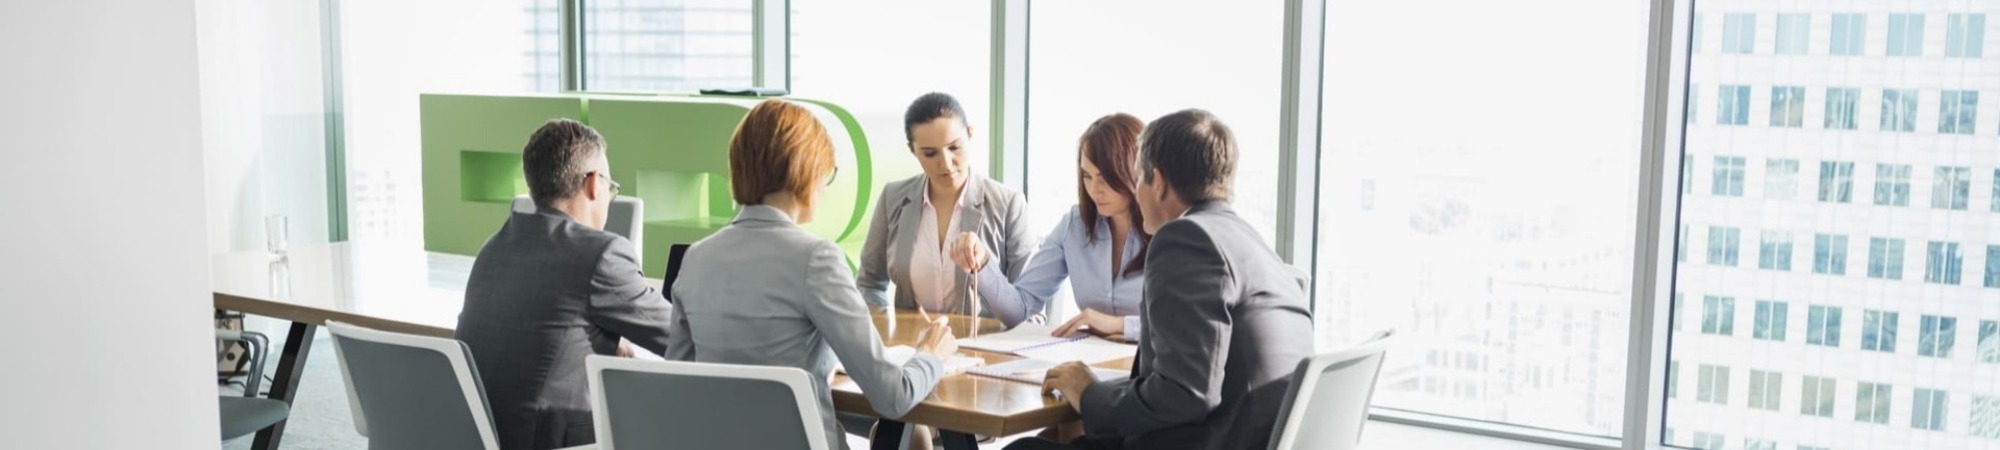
{"left": 216, "top": 330, "right": 271, "bottom": 396}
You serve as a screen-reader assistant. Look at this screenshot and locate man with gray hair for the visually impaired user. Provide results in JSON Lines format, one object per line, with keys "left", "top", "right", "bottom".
{"left": 457, "top": 118, "right": 673, "bottom": 450}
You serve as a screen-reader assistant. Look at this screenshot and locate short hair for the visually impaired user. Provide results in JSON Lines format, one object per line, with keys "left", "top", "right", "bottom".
{"left": 521, "top": 118, "right": 607, "bottom": 207}
{"left": 1138, "top": 109, "right": 1236, "bottom": 203}
{"left": 903, "top": 92, "right": 970, "bottom": 144}
{"left": 730, "top": 99, "right": 835, "bottom": 206}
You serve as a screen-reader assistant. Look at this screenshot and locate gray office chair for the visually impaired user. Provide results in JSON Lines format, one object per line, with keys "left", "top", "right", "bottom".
{"left": 584, "top": 355, "right": 833, "bottom": 450}
{"left": 217, "top": 329, "right": 290, "bottom": 440}
{"left": 327, "top": 321, "right": 500, "bottom": 450}
{"left": 1265, "top": 330, "right": 1396, "bottom": 450}
{"left": 513, "top": 194, "right": 644, "bottom": 265}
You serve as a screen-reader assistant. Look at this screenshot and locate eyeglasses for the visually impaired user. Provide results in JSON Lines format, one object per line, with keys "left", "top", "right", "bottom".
{"left": 593, "top": 172, "right": 622, "bottom": 196}
{"left": 827, "top": 166, "right": 840, "bottom": 187}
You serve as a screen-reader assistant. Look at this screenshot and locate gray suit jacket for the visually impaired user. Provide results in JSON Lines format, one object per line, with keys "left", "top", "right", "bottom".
{"left": 1079, "top": 202, "right": 1313, "bottom": 450}
{"left": 857, "top": 173, "right": 1035, "bottom": 314}
{"left": 666, "top": 205, "right": 944, "bottom": 449}
{"left": 457, "top": 208, "right": 674, "bottom": 450}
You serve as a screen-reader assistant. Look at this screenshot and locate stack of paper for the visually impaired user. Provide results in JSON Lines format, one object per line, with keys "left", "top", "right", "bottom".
{"left": 958, "top": 322, "right": 1137, "bottom": 364}
{"left": 967, "top": 358, "right": 1131, "bottom": 385}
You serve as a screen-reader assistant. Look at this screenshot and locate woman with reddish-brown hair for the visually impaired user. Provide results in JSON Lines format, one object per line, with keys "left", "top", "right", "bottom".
{"left": 950, "top": 113, "right": 1151, "bottom": 340}
{"left": 666, "top": 98, "right": 957, "bottom": 449}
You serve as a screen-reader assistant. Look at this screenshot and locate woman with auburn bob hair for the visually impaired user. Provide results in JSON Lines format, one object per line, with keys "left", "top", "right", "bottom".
{"left": 950, "top": 113, "right": 1152, "bottom": 340}
{"left": 665, "top": 99, "right": 957, "bottom": 450}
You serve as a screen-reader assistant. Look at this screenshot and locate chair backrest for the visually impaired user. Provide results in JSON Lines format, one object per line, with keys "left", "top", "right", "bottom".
{"left": 327, "top": 321, "right": 499, "bottom": 450}
{"left": 513, "top": 195, "right": 645, "bottom": 265}
{"left": 586, "top": 355, "right": 831, "bottom": 450}
{"left": 1266, "top": 330, "right": 1396, "bottom": 450}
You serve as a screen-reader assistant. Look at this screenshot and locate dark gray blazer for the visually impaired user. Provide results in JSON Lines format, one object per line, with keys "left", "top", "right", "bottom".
{"left": 1079, "top": 202, "right": 1313, "bottom": 450}
{"left": 856, "top": 173, "right": 1035, "bottom": 314}
{"left": 457, "top": 208, "right": 674, "bottom": 450}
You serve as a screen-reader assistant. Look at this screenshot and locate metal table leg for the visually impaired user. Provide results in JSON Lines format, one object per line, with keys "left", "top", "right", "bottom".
{"left": 250, "top": 321, "right": 317, "bottom": 450}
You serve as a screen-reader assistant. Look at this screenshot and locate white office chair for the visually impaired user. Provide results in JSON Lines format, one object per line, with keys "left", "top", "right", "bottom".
{"left": 1266, "top": 330, "right": 1396, "bottom": 450}
{"left": 584, "top": 355, "right": 833, "bottom": 450}
{"left": 512, "top": 195, "right": 644, "bottom": 261}
{"left": 327, "top": 321, "right": 501, "bottom": 450}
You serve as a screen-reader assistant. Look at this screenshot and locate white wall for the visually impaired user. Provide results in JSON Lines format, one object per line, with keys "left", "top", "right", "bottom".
{"left": 0, "top": 0, "right": 218, "bottom": 448}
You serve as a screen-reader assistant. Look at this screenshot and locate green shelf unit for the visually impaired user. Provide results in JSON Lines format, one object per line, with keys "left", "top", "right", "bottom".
{"left": 421, "top": 92, "right": 922, "bottom": 278}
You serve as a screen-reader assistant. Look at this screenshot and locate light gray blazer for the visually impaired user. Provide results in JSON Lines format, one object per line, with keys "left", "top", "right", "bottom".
{"left": 666, "top": 205, "right": 944, "bottom": 448}
{"left": 1078, "top": 202, "right": 1315, "bottom": 450}
{"left": 857, "top": 173, "right": 1035, "bottom": 314}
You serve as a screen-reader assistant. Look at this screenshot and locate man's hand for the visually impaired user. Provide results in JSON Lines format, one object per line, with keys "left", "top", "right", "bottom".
{"left": 617, "top": 341, "right": 635, "bottom": 358}
{"left": 1052, "top": 308, "right": 1124, "bottom": 338}
{"left": 1042, "top": 361, "right": 1099, "bottom": 413}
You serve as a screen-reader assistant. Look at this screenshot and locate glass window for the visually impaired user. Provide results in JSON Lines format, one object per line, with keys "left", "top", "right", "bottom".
{"left": 1925, "top": 241, "right": 1963, "bottom": 285}
{"left": 1709, "top": 226, "right": 1741, "bottom": 266}
{"left": 1723, "top": 13, "right": 1757, "bottom": 54}
{"left": 1801, "top": 375, "right": 1837, "bottom": 417}
{"left": 1813, "top": 233, "right": 1848, "bottom": 275}
{"left": 1939, "top": 91, "right": 1979, "bottom": 135}
{"left": 1919, "top": 315, "right": 1957, "bottom": 358}
{"left": 581, "top": 0, "right": 755, "bottom": 92}
{"left": 1719, "top": 85, "right": 1752, "bottom": 125}
{"left": 1862, "top": 310, "right": 1900, "bottom": 353}
{"left": 1888, "top": 14, "right": 1927, "bottom": 57}
{"left": 1038, "top": 0, "right": 1281, "bottom": 245}
{"left": 1775, "top": 14, "right": 1810, "bottom": 55}
{"left": 1823, "top": 88, "right": 1860, "bottom": 130}
{"left": 1856, "top": 382, "right": 1893, "bottom": 424}
{"left": 1988, "top": 246, "right": 2000, "bottom": 288}
{"left": 1713, "top": 156, "right": 1746, "bottom": 196}
{"left": 1947, "top": 13, "right": 1987, "bottom": 58}
{"left": 341, "top": 0, "right": 556, "bottom": 244}
{"left": 1759, "top": 231, "right": 1793, "bottom": 271}
{"left": 1818, "top": 161, "right": 1854, "bottom": 203}
{"left": 1316, "top": 0, "right": 1644, "bottom": 437}
{"left": 1704, "top": 295, "right": 1737, "bottom": 336}
{"left": 1698, "top": 364, "right": 1732, "bottom": 405}
{"left": 1770, "top": 86, "right": 1805, "bottom": 127}
{"left": 1693, "top": 432, "right": 1726, "bottom": 450}
{"left": 1881, "top": 89, "right": 1919, "bottom": 132}
{"left": 1765, "top": 159, "right": 1799, "bottom": 200}
{"left": 1982, "top": 320, "right": 2000, "bottom": 363}
{"left": 1807, "top": 305, "right": 1842, "bottom": 348}
{"left": 1873, "top": 164, "right": 1912, "bottom": 207}
{"left": 1745, "top": 438, "right": 1778, "bottom": 450}
{"left": 1687, "top": 85, "right": 1701, "bottom": 125}
{"left": 1993, "top": 169, "right": 2000, "bottom": 213}
{"left": 1932, "top": 166, "right": 1972, "bottom": 210}
{"left": 1914, "top": 388, "right": 1949, "bottom": 431}
{"left": 1868, "top": 237, "right": 1906, "bottom": 280}
{"left": 1669, "top": 360, "right": 1681, "bottom": 399}
{"left": 1754, "top": 300, "right": 1788, "bottom": 341}
{"left": 1679, "top": 225, "right": 1692, "bottom": 262}
{"left": 1831, "top": 14, "right": 1867, "bottom": 56}
{"left": 1973, "top": 395, "right": 2000, "bottom": 438}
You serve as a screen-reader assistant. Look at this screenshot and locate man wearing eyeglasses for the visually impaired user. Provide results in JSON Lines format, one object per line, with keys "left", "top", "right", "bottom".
{"left": 457, "top": 118, "right": 671, "bottom": 450}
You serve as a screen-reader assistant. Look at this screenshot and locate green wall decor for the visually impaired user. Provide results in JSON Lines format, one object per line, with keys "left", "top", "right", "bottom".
{"left": 422, "top": 92, "right": 915, "bottom": 277}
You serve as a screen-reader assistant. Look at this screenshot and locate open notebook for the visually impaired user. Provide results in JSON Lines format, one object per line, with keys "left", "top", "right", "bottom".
{"left": 958, "top": 322, "right": 1138, "bottom": 364}
{"left": 967, "top": 358, "right": 1131, "bottom": 385}
{"left": 834, "top": 345, "right": 984, "bottom": 375}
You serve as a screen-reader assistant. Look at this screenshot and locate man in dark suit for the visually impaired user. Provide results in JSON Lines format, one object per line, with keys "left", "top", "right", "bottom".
{"left": 457, "top": 118, "right": 673, "bottom": 450}
{"left": 1011, "top": 109, "right": 1314, "bottom": 450}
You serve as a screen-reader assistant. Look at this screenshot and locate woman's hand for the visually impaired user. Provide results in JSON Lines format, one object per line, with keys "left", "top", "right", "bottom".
{"left": 948, "top": 232, "right": 989, "bottom": 273}
{"left": 916, "top": 317, "right": 960, "bottom": 358}
{"left": 1052, "top": 308, "right": 1124, "bottom": 338}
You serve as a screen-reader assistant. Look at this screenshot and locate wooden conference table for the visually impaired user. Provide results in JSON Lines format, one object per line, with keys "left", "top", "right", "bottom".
{"left": 212, "top": 242, "right": 1131, "bottom": 450}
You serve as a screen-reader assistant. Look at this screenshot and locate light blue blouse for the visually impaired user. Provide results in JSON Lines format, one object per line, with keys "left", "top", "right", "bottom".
{"left": 974, "top": 206, "right": 1148, "bottom": 338}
